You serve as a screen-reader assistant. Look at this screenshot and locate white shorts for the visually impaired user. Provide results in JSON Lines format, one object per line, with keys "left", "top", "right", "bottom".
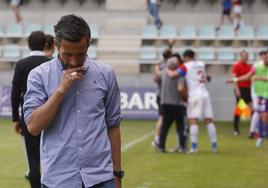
{"left": 10, "top": 0, "right": 21, "bottom": 6}
{"left": 187, "top": 92, "right": 213, "bottom": 119}
{"left": 234, "top": 5, "right": 242, "bottom": 14}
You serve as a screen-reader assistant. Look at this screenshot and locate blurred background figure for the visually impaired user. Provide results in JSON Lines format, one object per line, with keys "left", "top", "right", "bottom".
{"left": 231, "top": 51, "right": 252, "bottom": 135}
{"left": 11, "top": 31, "right": 50, "bottom": 188}
{"left": 233, "top": 0, "right": 244, "bottom": 30}
{"left": 44, "top": 34, "right": 55, "bottom": 58}
{"left": 216, "top": 0, "right": 233, "bottom": 31}
{"left": 248, "top": 50, "right": 267, "bottom": 139}
{"left": 147, "top": 0, "right": 163, "bottom": 29}
{"left": 152, "top": 48, "right": 173, "bottom": 147}
{"left": 10, "top": 0, "right": 23, "bottom": 23}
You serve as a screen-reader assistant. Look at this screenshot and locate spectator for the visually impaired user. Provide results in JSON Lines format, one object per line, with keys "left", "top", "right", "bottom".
{"left": 10, "top": 0, "right": 23, "bottom": 23}
{"left": 233, "top": 0, "right": 244, "bottom": 30}
{"left": 44, "top": 34, "right": 55, "bottom": 58}
{"left": 23, "top": 15, "right": 123, "bottom": 188}
{"left": 11, "top": 30, "right": 50, "bottom": 188}
{"left": 216, "top": 0, "right": 233, "bottom": 31}
{"left": 148, "top": 0, "right": 163, "bottom": 29}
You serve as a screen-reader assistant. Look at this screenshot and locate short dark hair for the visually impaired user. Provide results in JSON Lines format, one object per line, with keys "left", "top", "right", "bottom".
{"left": 183, "top": 49, "right": 195, "bottom": 59}
{"left": 162, "top": 48, "right": 172, "bottom": 60}
{"left": 54, "top": 14, "right": 91, "bottom": 44}
{"left": 45, "top": 34, "right": 54, "bottom": 50}
{"left": 259, "top": 50, "right": 267, "bottom": 56}
{"left": 171, "top": 53, "right": 183, "bottom": 65}
{"left": 27, "top": 31, "right": 46, "bottom": 51}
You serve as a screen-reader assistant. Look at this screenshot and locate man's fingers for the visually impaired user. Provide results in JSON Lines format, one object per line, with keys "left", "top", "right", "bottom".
{"left": 70, "top": 72, "right": 83, "bottom": 81}
{"left": 66, "top": 66, "right": 84, "bottom": 74}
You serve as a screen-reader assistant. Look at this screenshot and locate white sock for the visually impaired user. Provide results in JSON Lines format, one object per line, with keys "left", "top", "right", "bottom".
{"left": 207, "top": 123, "right": 217, "bottom": 143}
{"left": 190, "top": 125, "right": 199, "bottom": 144}
{"left": 233, "top": 18, "right": 238, "bottom": 28}
{"left": 239, "top": 19, "right": 244, "bottom": 27}
{"left": 155, "top": 135, "right": 160, "bottom": 144}
{"left": 250, "top": 112, "right": 259, "bottom": 133}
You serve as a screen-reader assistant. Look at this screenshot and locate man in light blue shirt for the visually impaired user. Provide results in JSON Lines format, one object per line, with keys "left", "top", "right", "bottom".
{"left": 23, "top": 14, "right": 123, "bottom": 188}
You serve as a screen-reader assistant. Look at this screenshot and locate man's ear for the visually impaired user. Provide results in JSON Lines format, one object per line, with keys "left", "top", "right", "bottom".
{"left": 54, "top": 39, "right": 60, "bottom": 48}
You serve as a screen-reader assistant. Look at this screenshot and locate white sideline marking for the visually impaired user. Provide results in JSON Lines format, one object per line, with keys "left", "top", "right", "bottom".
{"left": 122, "top": 131, "right": 154, "bottom": 152}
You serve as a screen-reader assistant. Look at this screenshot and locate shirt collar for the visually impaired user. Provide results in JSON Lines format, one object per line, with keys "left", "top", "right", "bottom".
{"left": 29, "top": 51, "right": 45, "bottom": 56}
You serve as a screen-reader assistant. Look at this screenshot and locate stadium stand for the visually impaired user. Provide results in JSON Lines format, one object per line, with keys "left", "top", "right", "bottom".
{"left": 142, "top": 25, "right": 158, "bottom": 40}
{"left": 139, "top": 46, "right": 157, "bottom": 62}
{"left": 160, "top": 25, "right": 177, "bottom": 40}
{"left": 199, "top": 25, "right": 216, "bottom": 40}
{"left": 0, "top": 0, "right": 268, "bottom": 70}
{"left": 0, "top": 0, "right": 267, "bottom": 120}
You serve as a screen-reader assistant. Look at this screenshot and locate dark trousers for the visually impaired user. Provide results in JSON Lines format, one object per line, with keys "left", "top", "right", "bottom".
{"left": 233, "top": 87, "right": 252, "bottom": 133}
{"left": 159, "top": 104, "right": 186, "bottom": 150}
{"left": 82, "top": 179, "right": 115, "bottom": 188}
{"left": 21, "top": 115, "right": 41, "bottom": 188}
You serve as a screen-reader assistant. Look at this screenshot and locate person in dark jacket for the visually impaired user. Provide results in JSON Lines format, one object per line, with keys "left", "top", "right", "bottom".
{"left": 11, "top": 30, "right": 50, "bottom": 188}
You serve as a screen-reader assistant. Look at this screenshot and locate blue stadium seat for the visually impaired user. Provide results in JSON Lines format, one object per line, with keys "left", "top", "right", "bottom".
{"left": 25, "top": 23, "right": 42, "bottom": 36}
{"left": 5, "top": 23, "right": 24, "bottom": 38}
{"left": 43, "top": 24, "right": 54, "bottom": 36}
{"left": 237, "top": 25, "right": 254, "bottom": 40}
{"left": 177, "top": 46, "right": 194, "bottom": 56}
{"left": 217, "top": 25, "right": 235, "bottom": 39}
{"left": 179, "top": 25, "right": 196, "bottom": 39}
{"left": 3, "top": 44, "right": 21, "bottom": 59}
{"left": 87, "top": 46, "right": 97, "bottom": 59}
{"left": 217, "top": 48, "right": 236, "bottom": 63}
{"left": 199, "top": 25, "right": 216, "bottom": 40}
{"left": 142, "top": 25, "right": 158, "bottom": 39}
{"left": 90, "top": 24, "right": 99, "bottom": 39}
{"left": 160, "top": 25, "right": 177, "bottom": 39}
{"left": 197, "top": 47, "right": 215, "bottom": 61}
{"left": 0, "top": 25, "right": 4, "bottom": 38}
{"left": 256, "top": 26, "right": 268, "bottom": 40}
{"left": 139, "top": 46, "right": 157, "bottom": 61}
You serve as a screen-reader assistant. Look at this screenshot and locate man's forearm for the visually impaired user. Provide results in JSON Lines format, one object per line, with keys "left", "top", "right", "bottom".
{"left": 108, "top": 127, "right": 121, "bottom": 171}
{"left": 27, "top": 87, "right": 66, "bottom": 136}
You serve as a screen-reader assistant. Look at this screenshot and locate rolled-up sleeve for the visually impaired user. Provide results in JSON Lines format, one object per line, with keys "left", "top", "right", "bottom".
{"left": 104, "top": 69, "right": 122, "bottom": 128}
{"left": 23, "top": 69, "right": 48, "bottom": 125}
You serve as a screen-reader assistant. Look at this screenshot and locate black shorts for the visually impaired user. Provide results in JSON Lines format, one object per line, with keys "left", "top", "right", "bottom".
{"left": 222, "top": 9, "right": 231, "bottom": 16}
{"left": 236, "top": 87, "right": 252, "bottom": 104}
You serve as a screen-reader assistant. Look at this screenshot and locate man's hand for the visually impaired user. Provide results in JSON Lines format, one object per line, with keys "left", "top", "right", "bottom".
{"left": 114, "top": 177, "right": 122, "bottom": 188}
{"left": 58, "top": 67, "right": 84, "bottom": 94}
{"left": 252, "top": 76, "right": 268, "bottom": 82}
{"left": 13, "top": 121, "right": 22, "bottom": 135}
{"left": 166, "top": 69, "right": 179, "bottom": 78}
{"left": 235, "top": 88, "right": 241, "bottom": 98}
{"left": 226, "top": 77, "right": 238, "bottom": 84}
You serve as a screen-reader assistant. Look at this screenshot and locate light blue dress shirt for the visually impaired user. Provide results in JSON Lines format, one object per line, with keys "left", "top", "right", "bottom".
{"left": 23, "top": 57, "right": 122, "bottom": 188}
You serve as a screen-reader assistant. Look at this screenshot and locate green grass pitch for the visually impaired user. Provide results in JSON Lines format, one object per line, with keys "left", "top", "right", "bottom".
{"left": 0, "top": 118, "right": 267, "bottom": 188}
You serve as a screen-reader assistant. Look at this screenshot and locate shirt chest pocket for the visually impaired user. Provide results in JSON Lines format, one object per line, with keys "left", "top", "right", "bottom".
{"left": 78, "top": 83, "right": 106, "bottom": 114}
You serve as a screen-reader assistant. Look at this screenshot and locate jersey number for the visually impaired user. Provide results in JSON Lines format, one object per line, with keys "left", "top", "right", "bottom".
{"left": 197, "top": 70, "right": 206, "bottom": 83}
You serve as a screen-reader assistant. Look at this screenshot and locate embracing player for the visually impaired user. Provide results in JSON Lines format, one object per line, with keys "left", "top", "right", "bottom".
{"left": 167, "top": 49, "right": 218, "bottom": 153}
